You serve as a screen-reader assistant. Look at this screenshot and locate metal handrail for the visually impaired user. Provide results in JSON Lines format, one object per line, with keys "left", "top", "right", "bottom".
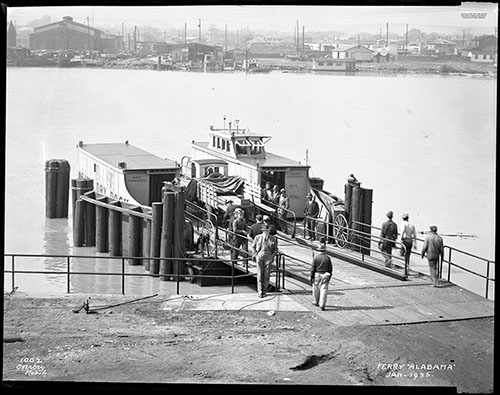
{"left": 4, "top": 253, "right": 257, "bottom": 296}
{"left": 352, "top": 219, "right": 495, "bottom": 299}
{"left": 303, "top": 215, "right": 410, "bottom": 276}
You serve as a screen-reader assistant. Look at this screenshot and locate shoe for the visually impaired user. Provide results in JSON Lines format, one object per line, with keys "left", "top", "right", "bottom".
{"left": 320, "top": 307, "right": 325, "bottom": 311}
{"left": 312, "top": 302, "right": 319, "bottom": 307}
{"left": 258, "top": 294, "right": 263, "bottom": 298}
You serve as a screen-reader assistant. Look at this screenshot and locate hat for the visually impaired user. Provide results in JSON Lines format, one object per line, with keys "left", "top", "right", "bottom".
{"left": 280, "top": 188, "right": 286, "bottom": 193}
{"left": 402, "top": 213, "right": 409, "bottom": 220}
{"left": 429, "top": 225, "right": 438, "bottom": 232}
{"left": 263, "top": 215, "right": 271, "bottom": 221}
{"left": 386, "top": 211, "right": 393, "bottom": 219}
{"left": 306, "top": 192, "right": 313, "bottom": 198}
{"left": 255, "top": 214, "right": 263, "bottom": 221}
{"left": 261, "top": 224, "right": 270, "bottom": 231}
{"left": 318, "top": 243, "right": 326, "bottom": 252}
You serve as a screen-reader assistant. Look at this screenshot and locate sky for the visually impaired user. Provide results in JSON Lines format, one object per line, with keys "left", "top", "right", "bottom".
{"left": 6, "top": 3, "right": 498, "bottom": 35}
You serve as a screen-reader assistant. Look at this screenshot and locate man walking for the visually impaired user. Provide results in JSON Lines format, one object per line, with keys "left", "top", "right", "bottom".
{"left": 400, "top": 213, "right": 417, "bottom": 269}
{"left": 421, "top": 225, "right": 444, "bottom": 287}
{"left": 252, "top": 224, "right": 278, "bottom": 298}
{"left": 380, "top": 211, "right": 398, "bottom": 268}
{"left": 310, "top": 242, "right": 333, "bottom": 311}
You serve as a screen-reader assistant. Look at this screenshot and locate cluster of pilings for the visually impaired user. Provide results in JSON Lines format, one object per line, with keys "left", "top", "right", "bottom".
{"left": 45, "top": 159, "right": 71, "bottom": 218}
{"left": 344, "top": 179, "right": 373, "bottom": 255}
{"left": 68, "top": 178, "right": 191, "bottom": 280}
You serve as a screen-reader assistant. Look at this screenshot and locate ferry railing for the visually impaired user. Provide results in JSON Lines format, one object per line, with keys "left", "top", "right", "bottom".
{"left": 4, "top": 253, "right": 258, "bottom": 296}
{"left": 355, "top": 221, "right": 495, "bottom": 299}
{"left": 441, "top": 246, "right": 495, "bottom": 299}
{"left": 302, "top": 215, "right": 409, "bottom": 276}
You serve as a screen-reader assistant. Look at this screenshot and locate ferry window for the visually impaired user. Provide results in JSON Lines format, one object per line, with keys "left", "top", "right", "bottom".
{"left": 235, "top": 143, "right": 247, "bottom": 155}
{"left": 318, "top": 62, "right": 324, "bottom": 66}
{"left": 327, "top": 62, "right": 332, "bottom": 66}
{"left": 221, "top": 139, "right": 226, "bottom": 150}
{"left": 94, "top": 163, "right": 97, "bottom": 172}
{"left": 217, "top": 137, "right": 221, "bottom": 148}
{"left": 226, "top": 141, "right": 230, "bottom": 152}
{"left": 213, "top": 135, "right": 216, "bottom": 147}
{"left": 251, "top": 146, "right": 262, "bottom": 155}
{"left": 214, "top": 167, "right": 219, "bottom": 173}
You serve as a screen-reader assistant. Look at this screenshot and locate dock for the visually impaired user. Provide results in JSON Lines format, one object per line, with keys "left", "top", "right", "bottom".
{"left": 195, "top": 222, "right": 494, "bottom": 327}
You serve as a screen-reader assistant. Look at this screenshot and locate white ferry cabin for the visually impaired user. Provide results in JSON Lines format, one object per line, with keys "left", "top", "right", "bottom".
{"left": 76, "top": 141, "right": 180, "bottom": 206}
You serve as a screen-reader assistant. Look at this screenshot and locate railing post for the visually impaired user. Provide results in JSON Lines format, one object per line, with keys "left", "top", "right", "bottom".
{"left": 67, "top": 256, "right": 71, "bottom": 293}
{"left": 11, "top": 255, "right": 15, "bottom": 292}
{"left": 485, "top": 261, "right": 490, "bottom": 299}
{"left": 282, "top": 256, "right": 286, "bottom": 290}
{"left": 176, "top": 260, "right": 180, "bottom": 295}
{"left": 447, "top": 248, "right": 452, "bottom": 282}
{"left": 231, "top": 260, "right": 235, "bottom": 294}
{"left": 121, "top": 257, "right": 125, "bottom": 295}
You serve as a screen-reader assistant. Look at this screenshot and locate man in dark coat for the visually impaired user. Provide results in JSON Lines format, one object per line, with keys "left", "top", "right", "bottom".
{"left": 379, "top": 211, "right": 398, "bottom": 268}
{"left": 421, "top": 225, "right": 444, "bottom": 287}
{"left": 304, "top": 192, "right": 319, "bottom": 240}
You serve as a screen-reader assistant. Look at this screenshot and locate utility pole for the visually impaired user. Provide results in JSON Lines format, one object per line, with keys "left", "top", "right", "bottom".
{"left": 184, "top": 22, "right": 187, "bottom": 44}
{"left": 405, "top": 23, "right": 408, "bottom": 54}
{"left": 296, "top": 20, "right": 299, "bottom": 54}
{"left": 134, "top": 25, "right": 137, "bottom": 51}
{"left": 198, "top": 19, "right": 201, "bottom": 43}
{"left": 302, "top": 25, "right": 305, "bottom": 55}
{"left": 386, "top": 22, "right": 389, "bottom": 47}
{"left": 87, "top": 16, "right": 91, "bottom": 51}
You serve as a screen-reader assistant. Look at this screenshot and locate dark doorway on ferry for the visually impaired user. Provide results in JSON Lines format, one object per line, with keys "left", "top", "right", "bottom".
{"left": 261, "top": 170, "right": 286, "bottom": 191}
{"left": 149, "top": 173, "right": 176, "bottom": 204}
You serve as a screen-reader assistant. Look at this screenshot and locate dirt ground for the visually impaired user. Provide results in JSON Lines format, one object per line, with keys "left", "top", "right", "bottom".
{"left": 2, "top": 293, "right": 494, "bottom": 393}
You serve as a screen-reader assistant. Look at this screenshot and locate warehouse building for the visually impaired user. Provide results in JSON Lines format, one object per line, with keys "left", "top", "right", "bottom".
{"left": 29, "top": 16, "right": 118, "bottom": 52}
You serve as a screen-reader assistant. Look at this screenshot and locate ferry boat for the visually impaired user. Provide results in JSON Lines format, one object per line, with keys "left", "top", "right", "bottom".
{"left": 75, "top": 121, "right": 351, "bottom": 231}
{"left": 179, "top": 121, "right": 312, "bottom": 216}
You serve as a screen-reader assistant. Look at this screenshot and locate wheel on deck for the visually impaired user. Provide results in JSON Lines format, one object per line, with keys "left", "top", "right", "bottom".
{"left": 333, "top": 213, "right": 350, "bottom": 248}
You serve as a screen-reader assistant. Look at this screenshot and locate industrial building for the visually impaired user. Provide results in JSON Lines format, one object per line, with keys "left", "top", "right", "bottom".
{"left": 29, "top": 16, "right": 120, "bottom": 52}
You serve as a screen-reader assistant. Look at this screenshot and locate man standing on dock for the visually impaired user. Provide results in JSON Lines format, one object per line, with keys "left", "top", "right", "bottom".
{"left": 310, "top": 242, "right": 333, "bottom": 311}
{"left": 304, "top": 192, "right": 319, "bottom": 240}
{"left": 252, "top": 224, "right": 278, "bottom": 298}
{"left": 380, "top": 211, "right": 398, "bottom": 268}
{"left": 400, "top": 213, "right": 417, "bottom": 269}
{"left": 421, "top": 225, "right": 444, "bottom": 287}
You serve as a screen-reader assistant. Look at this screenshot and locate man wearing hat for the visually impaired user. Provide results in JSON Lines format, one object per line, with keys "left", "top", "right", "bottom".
{"left": 277, "top": 188, "right": 290, "bottom": 234}
{"left": 304, "top": 192, "right": 319, "bottom": 240}
{"left": 379, "top": 211, "right": 398, "bottom": 268}
{"left": 421, "top": 225, "right": 444, "bottom": 287}
{"left": 400, "top": 213, "right": 417, "bottom": 269}
{"left": 310, "top": 241, "right": 333, "bottom": 311}
{"left": 252, "top": 224, "right": 278, "bottom": 298}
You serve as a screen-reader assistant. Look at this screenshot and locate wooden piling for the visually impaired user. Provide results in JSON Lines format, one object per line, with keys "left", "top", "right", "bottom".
{"left": 128, "top": 207, "right": 142, "bottom": 265}
{"left": 72, "top": 178, "right": 93, "bottom": 224}
{"left": 96, "top": 196, "right": 109, "bottom": 252}
{"left": 45, "top": 160, "right": 58, "bottom": 218}
{"left": 73, "top": 199, "right": 86, "bottom": 247}
{"left": 55, "top": 160, "right": 70, "bottom": 218}
{"left": 160, "top": 191, "right": 175, "bottom": 280}
{"left": 109, "top": 201, "right": 122, "bottom": 257}
{"left": 173, "top": 190, "right": 186, "bottom": 278}
{"left": 149, "top": 202, "right": 163, "bottom": 274}
{"left": 351, "top": 187, "right": 363, "bottom": 252}
{"left": 84, "top": 191, "right": 96, "bottom": 247}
